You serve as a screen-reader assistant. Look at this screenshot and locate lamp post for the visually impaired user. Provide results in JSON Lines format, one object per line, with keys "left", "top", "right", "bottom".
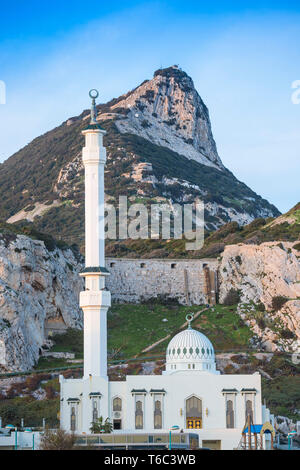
{"left": 169, "top": 425, "right": 180, "bottom": 450}
{"left": 288, "top": 431, "right": 297, "bottom": 450}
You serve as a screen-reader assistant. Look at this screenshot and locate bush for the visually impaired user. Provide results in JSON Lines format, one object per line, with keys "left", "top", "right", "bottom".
{"left": 39, "top": 428, "right": 76, "bottom": 450}
{"left": 141, "top": 119, "right": 151, "bottom": 129}
{"left": 256, "top": 301, "right": 266, "bottom": 312}
{"left": 45, "top": 385, "right": 56, "bottom": 399}
{"left": 51, "top": 328, "right": 83, "bottom": 355}
{"left": 0, "top": 396, "right": 59, "bottom": 427}
{"left": 256, "top": 312, "right": 266, "bottom": 330}
{"left": 223, "top": 289, "right": 241, "bottom": 306}
{"left": 280, "top": 329, "right": 296, "bottom": 340}
{"left": 272, "top": 296, "right": 288, "bottom": 311}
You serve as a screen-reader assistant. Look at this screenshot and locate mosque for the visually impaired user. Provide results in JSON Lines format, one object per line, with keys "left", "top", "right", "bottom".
{"left": 59, "top": 91, "right": 274, "bottom": 450}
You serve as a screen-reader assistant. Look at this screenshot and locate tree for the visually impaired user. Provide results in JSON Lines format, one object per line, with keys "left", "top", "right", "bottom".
{"left": 89, "top": 416, "right": 113, "bottom": 434}
{"left": 103, "top": 418, "right": 113, "bottom": 433}
{"left": 223, "top": 289, "right": 241, "bottom": 306}
{"left": 272, "top": 296, "right": 288, "bottom": 311}
{"left": 39, "top": 428, "right": 76, "bottom": 450}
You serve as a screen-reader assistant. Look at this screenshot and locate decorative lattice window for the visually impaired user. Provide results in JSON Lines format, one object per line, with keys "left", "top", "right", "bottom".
{"left": 113, "top": 397, "right": 122, "bottom": 412}
{"left": 135, "top": 400, "right": 143, "bottom": 429}
{"left": 70, "top": 406, "right": 76, "bottom": 432}
{"left": 154, "top": 399, "right": 162, "bottom": 429}
{"left": 226, "top": 393, "right": 235, "bottom": 429}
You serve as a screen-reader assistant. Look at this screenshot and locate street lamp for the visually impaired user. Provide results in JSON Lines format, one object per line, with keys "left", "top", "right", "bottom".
{"left": 169, "top": 425, "right": 180, "bottom": 450}
{"left": 288, "top": 431, "right": 297, "bottom": 450}
{"left": 14, "top": 427, "right": 18, "bottom": 450}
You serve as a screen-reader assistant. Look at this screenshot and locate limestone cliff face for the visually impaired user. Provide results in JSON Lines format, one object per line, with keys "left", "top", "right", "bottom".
{"left": 0, "top": 234, "right": 83, "bottom": 372}
{"left": 112, "top": 66, "right": 223, "bottom": 169}
{"left": 219, "top": 242, "right": 300, "bottom": 352}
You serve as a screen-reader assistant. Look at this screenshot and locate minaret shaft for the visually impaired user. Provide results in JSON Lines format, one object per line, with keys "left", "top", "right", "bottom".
{"left": 79, "top": 96, "right": 111, "bottom": 379}
{"left": 82, "top": 132, "right": 106, "bottom": 267}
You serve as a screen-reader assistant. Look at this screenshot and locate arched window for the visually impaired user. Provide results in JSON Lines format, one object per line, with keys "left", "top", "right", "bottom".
{"left": 186, "top": 396, "right": 202, "bottom": 429}
{"left": 70, "top": 406, "right": 76, "bottom": 431}
{"left": 135, "top": 400, "right": 143, "bottom": 429}
{"left": 113, "top": 397, "right": 122, "bottom": 412}
{"left": 154, "top": 400, "right": 162, "bottom": 429}
{"left": 92, "top": 399, "right": 98, "bottom": 422}
{"left": 226, "top": 400, "right": 234, "bottom": 428}
{"left": 246, "top": 399, "right": 253, "bottom": 421}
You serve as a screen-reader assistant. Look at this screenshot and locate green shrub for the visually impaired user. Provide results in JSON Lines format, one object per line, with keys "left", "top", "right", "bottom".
{"left": 50, "top": 328, "right": 83, "bottom": 355}
{"left": 256, "top": 301, "right": 266, "bottom": 312}
{"left": 24, "top": 204, "right": 35, "bottom": 212}
{"left": 223, "top": 289, "right": 241, "bottom": 306}
{"left": 141, "top": 119, "right": 151, "bottom": 129}
{"left": 0, "top": 396, "right": 59, "bottom": 427}
{"left": 256, "top": 312, "right": 266, "bottom": 330}
{"left": 235, "top": 255, "right": 242, "bottom": 265}
{"left": 272, "top": 296, "right": 288, "bottom": 311}
{"left": 280, "top": 329, "right": 296, "bottom": 340}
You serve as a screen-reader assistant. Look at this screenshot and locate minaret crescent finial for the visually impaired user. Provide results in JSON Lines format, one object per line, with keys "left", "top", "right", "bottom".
{"left": 185, "top": 313, "right": 194, "bottom": 329}
{"left": 89, "top": 89, "right": 99, "bottom": 124}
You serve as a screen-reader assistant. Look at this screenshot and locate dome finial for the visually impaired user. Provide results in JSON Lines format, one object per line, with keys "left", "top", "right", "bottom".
{"left": 185, "top": 313, "right": 194, "bottom": 329}
{"left": 89, "top": 89, "right": 99, "bottom": 124}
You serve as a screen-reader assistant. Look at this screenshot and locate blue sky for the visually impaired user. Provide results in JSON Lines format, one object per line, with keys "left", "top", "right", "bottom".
{"left": 0, "top": 1, "right": 299, "bottom": 213}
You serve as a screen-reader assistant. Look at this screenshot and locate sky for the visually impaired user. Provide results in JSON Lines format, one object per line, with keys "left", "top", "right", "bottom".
{"left": 0, "top": 1, "right": 299, "bottom": 213}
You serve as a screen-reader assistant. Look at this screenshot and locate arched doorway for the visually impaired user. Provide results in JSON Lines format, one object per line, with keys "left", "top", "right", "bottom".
{"left": 186, "top": 396, "right": 202, "bottom": 429}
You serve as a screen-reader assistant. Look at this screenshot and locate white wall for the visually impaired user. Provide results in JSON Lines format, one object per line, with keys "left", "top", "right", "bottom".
{"left": 105, "top": 258, "right": 218, "bottom": 304}
{"left": 60, "top": 370, "right": 262, "bottom": 450}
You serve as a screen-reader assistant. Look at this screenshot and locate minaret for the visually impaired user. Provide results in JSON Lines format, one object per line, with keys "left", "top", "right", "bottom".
{"left": 79, "top": 89, "right": 111, "bottom": 379}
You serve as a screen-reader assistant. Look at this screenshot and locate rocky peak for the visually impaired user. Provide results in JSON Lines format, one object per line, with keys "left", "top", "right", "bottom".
{"left": 0, "top": 66, "right": 279, "bottom": 244}
{"left": 108, "top": 65, "right": 223, "bottom": 169}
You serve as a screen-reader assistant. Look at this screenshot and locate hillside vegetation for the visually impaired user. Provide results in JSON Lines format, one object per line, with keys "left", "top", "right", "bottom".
{"left": 0, "top": 202, "right": 298, "bottom": 260}
{"left": 0, "top": 67, "right": 279, "bottom": 248}
{"left": 105, "top": 203, "right": 300, "bottom": 258}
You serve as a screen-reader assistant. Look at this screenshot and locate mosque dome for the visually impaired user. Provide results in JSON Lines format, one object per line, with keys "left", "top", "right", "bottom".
{"left": 165, "top": 314, "right": 217, "bottom": 374}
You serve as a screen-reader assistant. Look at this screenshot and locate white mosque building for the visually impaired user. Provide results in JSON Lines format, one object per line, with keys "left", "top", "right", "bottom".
{"left": 59, "top": 91, "right": 274, "bottom": 450}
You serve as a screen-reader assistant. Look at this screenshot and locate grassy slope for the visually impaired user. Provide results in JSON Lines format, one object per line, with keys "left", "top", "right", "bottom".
{"left": 36, "top": 303, "right": 252, "bottom": 369}
{"left": 1, "top": 302, "right": 299, "bottom": 425}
